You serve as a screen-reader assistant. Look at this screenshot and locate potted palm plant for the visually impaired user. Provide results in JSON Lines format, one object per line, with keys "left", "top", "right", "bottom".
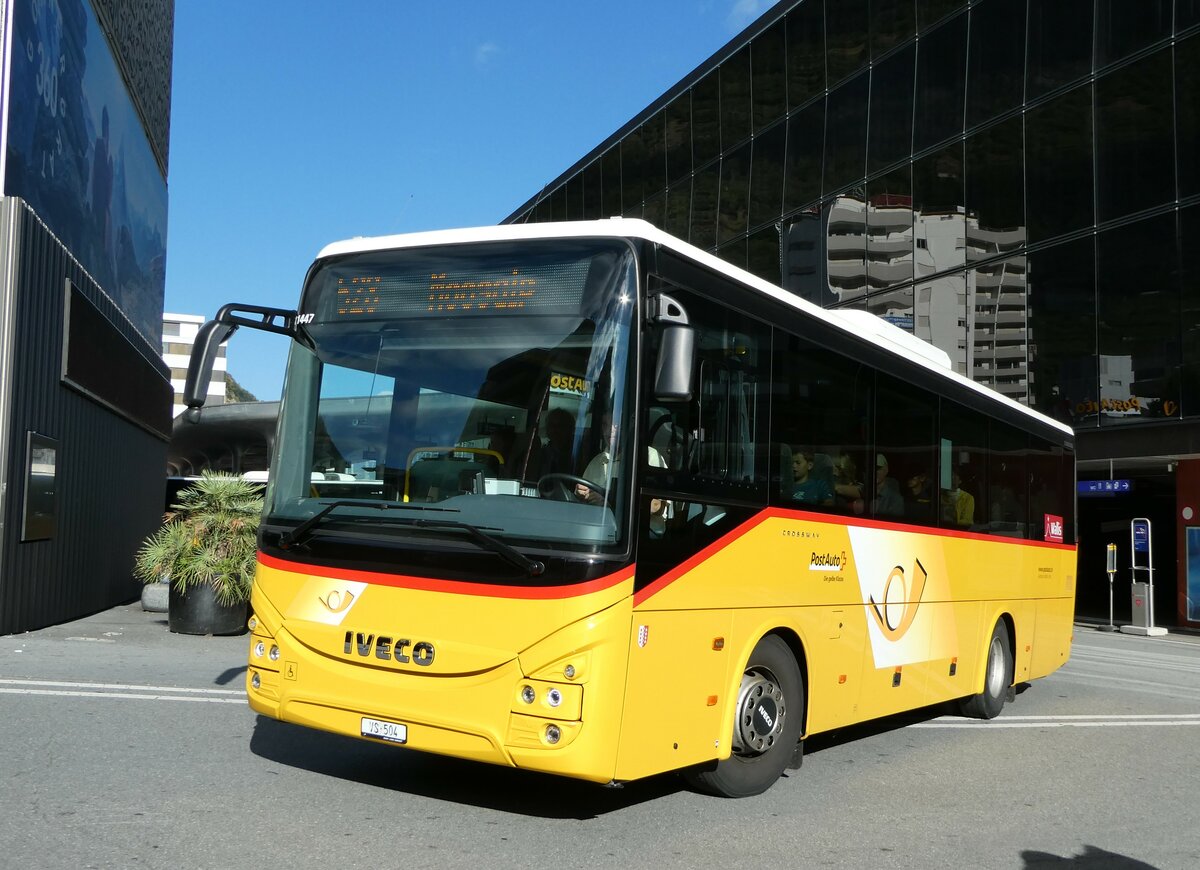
{"left": 134, "top": 472, "right": 262, "bottom": 635}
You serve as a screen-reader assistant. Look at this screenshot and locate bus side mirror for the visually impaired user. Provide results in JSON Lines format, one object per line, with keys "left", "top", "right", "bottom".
{"left": 652, "top": 293, "right": 694, "bottom": 401}
{"left": 182, "top": 303, "right": 300, "bottom": 422}
{"left": 183, "top": 320, "right": 237, "bottom": 420}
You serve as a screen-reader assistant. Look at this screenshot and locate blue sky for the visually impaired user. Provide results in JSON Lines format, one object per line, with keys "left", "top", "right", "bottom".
{"left": 165, "top": 1, "right": 771, "bottom": 401}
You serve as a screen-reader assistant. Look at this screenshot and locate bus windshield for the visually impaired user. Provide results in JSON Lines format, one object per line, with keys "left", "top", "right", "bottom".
{"left": 265, "top": 239, "right": 638, "bottom": 556}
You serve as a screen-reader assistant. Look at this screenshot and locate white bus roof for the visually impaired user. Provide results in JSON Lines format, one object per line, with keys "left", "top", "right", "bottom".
{"left": 316, "top": 218, "right": 1072, "bottom": 439}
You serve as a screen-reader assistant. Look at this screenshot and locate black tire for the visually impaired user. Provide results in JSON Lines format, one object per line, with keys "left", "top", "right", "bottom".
{"left": 684, "top": 635, "right": 804, "bottom": 798}
{"left": 959, "top": 620, "right": 1012, "bottom": 720}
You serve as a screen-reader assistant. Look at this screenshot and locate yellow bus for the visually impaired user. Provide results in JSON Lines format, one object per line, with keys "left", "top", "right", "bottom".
{"left": 184, "top": 219, "right": 1076, "bottom": 797}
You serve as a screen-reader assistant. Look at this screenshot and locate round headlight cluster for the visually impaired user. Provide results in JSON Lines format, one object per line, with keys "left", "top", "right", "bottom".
{"left": 269, "top": 645, "right": 281, "bottom": 661}
{"left": 521, "top": 685, "right": 536, "bottom": 704}
{"left": 545, "top": 724, "right": 561, "bottom": 744}
{"left": 251, "top": 672, "right": 261, "bottom": 689}
{"left": 254, "top": 641, "right": 265, "bottom": 658}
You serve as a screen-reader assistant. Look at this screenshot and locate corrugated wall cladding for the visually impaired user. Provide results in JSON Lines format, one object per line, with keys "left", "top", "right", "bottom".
{"left": 0, "top": 200, "right": 169, "bottom": 634}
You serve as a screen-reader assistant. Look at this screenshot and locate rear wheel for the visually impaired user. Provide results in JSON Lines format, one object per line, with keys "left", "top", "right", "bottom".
{"left": 684, "top": 635, "right": 804, "bottom": 798}
{"left": 959, "top": 620, "right": 1012, "bottom": 720}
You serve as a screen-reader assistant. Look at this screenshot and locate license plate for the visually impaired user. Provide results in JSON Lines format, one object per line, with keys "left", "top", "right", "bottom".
{"left": 361, "top": 716, "right": 407, "bottom": 744}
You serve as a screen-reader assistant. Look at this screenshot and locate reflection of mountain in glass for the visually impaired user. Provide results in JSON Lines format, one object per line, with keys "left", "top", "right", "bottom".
{"left": 4, "top": 0, "right": 167, "bottom": 347}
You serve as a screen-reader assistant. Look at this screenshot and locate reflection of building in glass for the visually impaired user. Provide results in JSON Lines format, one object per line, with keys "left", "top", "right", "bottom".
{"left": 506, "top": 0, "right": 1200, "bottom": 628}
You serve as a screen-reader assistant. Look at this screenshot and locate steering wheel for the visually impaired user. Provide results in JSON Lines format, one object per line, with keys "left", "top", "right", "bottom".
{"left": 537, "top": 473, "right": 607, "bottom": 503}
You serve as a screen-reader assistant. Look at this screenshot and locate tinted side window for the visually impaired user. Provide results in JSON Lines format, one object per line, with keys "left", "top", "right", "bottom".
{"left": 645, "top": 285, "right": 770, "bottom": 503}
{"left": 987, "top": 421, "right": 1029, "bottom": 539}
{"left": 874, "top": 375, "right": 938, "bottom": 526}
{"left": 770, "top": 332, "right": 873, "bottom": 517}
{"left": 1029, "top": 438, "right": 1071, "bottom": 543}
{"left": 940, "top": 400, "right": 989, "bottom": 530}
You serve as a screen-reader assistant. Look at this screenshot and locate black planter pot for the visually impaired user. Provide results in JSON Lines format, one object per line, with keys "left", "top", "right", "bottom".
{"left": 168, "top": 581, "right": 249, "bottom": 636}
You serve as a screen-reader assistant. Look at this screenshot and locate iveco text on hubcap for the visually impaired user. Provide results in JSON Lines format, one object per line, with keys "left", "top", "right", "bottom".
{"left": 733, "top": 668, "right": 786, "bottom": 755}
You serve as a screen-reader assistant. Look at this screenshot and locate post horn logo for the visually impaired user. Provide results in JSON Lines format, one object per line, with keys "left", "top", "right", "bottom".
{"left": 868, "top": 558, "right": 928, "bottom": 641}
{"left": 319, "top": 589, "right": 356, "bottom": 614}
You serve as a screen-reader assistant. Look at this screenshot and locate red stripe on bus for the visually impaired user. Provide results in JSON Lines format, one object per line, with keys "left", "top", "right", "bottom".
{"left": 632, "top": 506, "right": 1076, "bottom": 607}
{"left": 256, "top": 551, "right": 632, "bottom": 600}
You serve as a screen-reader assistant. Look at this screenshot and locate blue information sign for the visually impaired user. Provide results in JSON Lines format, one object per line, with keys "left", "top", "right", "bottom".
{"left": 1133, "top": 520, "right": 1150, "bottom": 553}
{"left": 1078, "top": 479, "right": 1131, "bottom": 496}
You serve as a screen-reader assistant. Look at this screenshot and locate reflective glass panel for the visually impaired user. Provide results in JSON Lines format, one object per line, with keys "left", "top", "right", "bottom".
{"left": 786, "top": 0, "right": 826, "bottom": 109}
{"left": 721, "top": 46, "right": 753, "bottom": 150}
{"left": 621, "top": 127, "right": 645, "bottom": 213}
{"left": 642, "top": 111, "right": 667, "bottom": 198}
{"left": 914, "top": 13, "right": 967, "bottom": 151}
{"left": 718, "top": 143, "right": 751, "bottom": 245}
{"left": 1096, "top": 50, "right": 1174, "bottom": 221}
{"left": 782, "top": 210, "right": 829, "bottom": 304}
{"left": 1026, "top": 237, "right": 1096, "bottom": 428}
{"left": 565, "top": 176, "right": 583, "bottom": 221}
{"left": 874, "top": 373, "right": 938, "bottom": 526}
{"left": 749, "top": 120, "right": 786, "bottom": 231}
{"left": 867, "top": 166, "right": 914, "bottom": 290}
{"left": 867, "top": 44, "right": 915, "bottom": 174}
{"left": 1025, "top": 87, "right": 1094, "bottom": 243}
{"left": 550, "top": 185, "right": 567, "bottom": 222}
{"left": 865, "top": 286, "right": 915, "bottom": 337}
{"left": 665, "top": 181, "right": 691, "bottom": 241}
{"left": 1027, "top": 0, "right": 1093, "bottom": 98}
{"left": 913, "top": 142, "right": 966, "bottom": 276}
{"left": 823, "top": 70, "right": 869, "bottom": 194}
{"left": 692, "top": 72, "right": 722, "bottom": 168}
{"left": 1096, "top": 0, "right": 1171, "bottom": 67}
{"left": 1178, "top": 35, "right": 1200, "bottom": 198}
{"left": 1096, "top": 213, "right": 1181, "bottom": 426}
{"left": 1181, "top": 1, "right": 1200, "bottom": 30}
{"left": 966, "top": 0, "right": 1026, "bottom": 128}
{"left": 691, "top": 162, "right": 720, "bottom": 250}
{"left": 915, "top": 274, "right": 968, "bottom": 375}
{"left": 1182, "top": 207, "right": 1200, "bottom": 416}
{"left": 601, "top": 146, "right": 621, "bottom": 217}
{"left": 582, "top": 160, "right": 602, "bottom": 219}
{"left": 784, "top": 98, "right": 826, "bottom": 212}
{"left": 871, "top": 0, "right": 917, "bottom": 58}
{"left": 827, "top": 193, "right": 868, "bottom": 304}
{"left": 969, "top": 255, "right": 1029, "bottom": 405}
{"left": 665, "top": 93, "right": 692, "bottom": 184}
{"left": 917, "top": 0, "right": 965, "bottom": 33}
{"left": 642, "top": 192, "right": 664, "bottom": 230}
{"left": 752, "top": 19, "right": 787, "bottom": 133}
{"left": 716, "top": 237, "right": 747, "bottom": 270}
{"left": 748, "top": 225, "right": 781, "bottom": 286}
{"left": 965, "top": 116, "right": 1025, "bottom": 262}
{"left": 826, "top": 0, "right": 869, "bottom": 85}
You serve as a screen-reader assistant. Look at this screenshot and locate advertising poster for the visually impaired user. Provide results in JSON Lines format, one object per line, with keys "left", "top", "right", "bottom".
{"left": 4, "top": 0, "right": 166, "bottom": 346}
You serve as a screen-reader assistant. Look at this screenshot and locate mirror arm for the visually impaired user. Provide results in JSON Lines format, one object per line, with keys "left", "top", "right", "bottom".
{"left": 182, "top": 303, "right": 300, "bottom": 422}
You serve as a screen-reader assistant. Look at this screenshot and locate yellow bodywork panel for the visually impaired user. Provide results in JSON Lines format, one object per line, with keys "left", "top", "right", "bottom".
{"left": 245, "top": 508, "right": 1076, "bottom": 786}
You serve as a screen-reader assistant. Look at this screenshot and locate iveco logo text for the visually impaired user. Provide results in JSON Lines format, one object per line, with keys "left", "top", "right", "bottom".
{"left": 809, "top": 551, "right": 847, "bottom": 571}
{"left": 342, "top": 631, "right": 436, "bottom": 666}
{"left": 756, "top": 706, "right": 775, "bottom": 728}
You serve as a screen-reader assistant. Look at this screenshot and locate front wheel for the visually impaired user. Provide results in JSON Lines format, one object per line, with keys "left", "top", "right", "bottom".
{"left": 684, "top": 635, "right": 804, "bottom": 798}
{"left": 959, "top": 620, "right": 1013, "bottom": 720}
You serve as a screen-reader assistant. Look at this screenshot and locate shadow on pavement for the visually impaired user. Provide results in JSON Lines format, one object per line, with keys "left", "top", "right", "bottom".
{"left": 248, "top": 715, "right": 686, "bottom": 818}
{"left": 1022, "top": 845, "right": 1161, "bottom": 868}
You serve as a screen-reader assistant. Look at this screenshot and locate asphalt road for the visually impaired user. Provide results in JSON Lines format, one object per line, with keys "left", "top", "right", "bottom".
{"left": 2, "top": 604, "right": 1198, "bottom": 870}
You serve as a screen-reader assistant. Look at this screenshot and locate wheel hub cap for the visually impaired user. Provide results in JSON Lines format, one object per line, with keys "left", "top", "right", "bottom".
{"left": 733, "top": 669, "right": 786, "bottom": 755}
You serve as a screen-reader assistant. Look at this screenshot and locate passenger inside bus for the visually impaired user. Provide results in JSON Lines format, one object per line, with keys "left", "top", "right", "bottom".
{"left": 872, "top": 454, "right": 904, "bottom": 516}
{"left": 941, "top": 470, "right": 976, "bottom": 527}
{"left": 790, "top": 447, "right": 834, "bottom": 506}
{"left": 832, "top": 452, "right": 865, "bottom": 514}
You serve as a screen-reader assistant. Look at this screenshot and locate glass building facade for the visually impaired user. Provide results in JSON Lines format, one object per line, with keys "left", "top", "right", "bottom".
{"left": 508, "top": 0, "right": 1200, "bottom": 627}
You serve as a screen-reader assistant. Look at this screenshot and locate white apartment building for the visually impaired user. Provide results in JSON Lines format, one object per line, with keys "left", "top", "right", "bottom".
{"left": 162, "top": 313, "right": 226, "bottom": 418}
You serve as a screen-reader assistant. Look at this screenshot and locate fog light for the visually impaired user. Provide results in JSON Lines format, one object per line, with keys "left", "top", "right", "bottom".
{"left": 251, "top": 672, "right": 261, "bottom": 689}
{"left": 254, "top": 641, "right": 265, "bottom": 658}
{"left": 545, "top": 724, "right": 561, "bottom": 744}
{"left": 563, "top": 664, "right": 576, "bottom": 679}
{"left": 521, "top": 685, "right": 536, "bottom": 704}
{"left": 269, "top": 645, "right": 280, "bottom": 661}
{"left": 547, "top": 688, "right": 563, "bottom": 707}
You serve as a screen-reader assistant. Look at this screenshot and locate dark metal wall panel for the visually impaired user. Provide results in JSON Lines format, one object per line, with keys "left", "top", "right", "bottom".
{"left": 0, "top": 200, "right": 169, "bottom": 634}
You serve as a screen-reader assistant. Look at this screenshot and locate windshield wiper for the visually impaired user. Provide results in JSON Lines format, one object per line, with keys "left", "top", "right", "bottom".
{"left": 403, "top": 518, "right": 545, "bottom": 577}
{"left": 275, "top": 500, "right": 545, "bottom": 577}
{"left": 277, "top": 500, "right": 434, "bottom": 549}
